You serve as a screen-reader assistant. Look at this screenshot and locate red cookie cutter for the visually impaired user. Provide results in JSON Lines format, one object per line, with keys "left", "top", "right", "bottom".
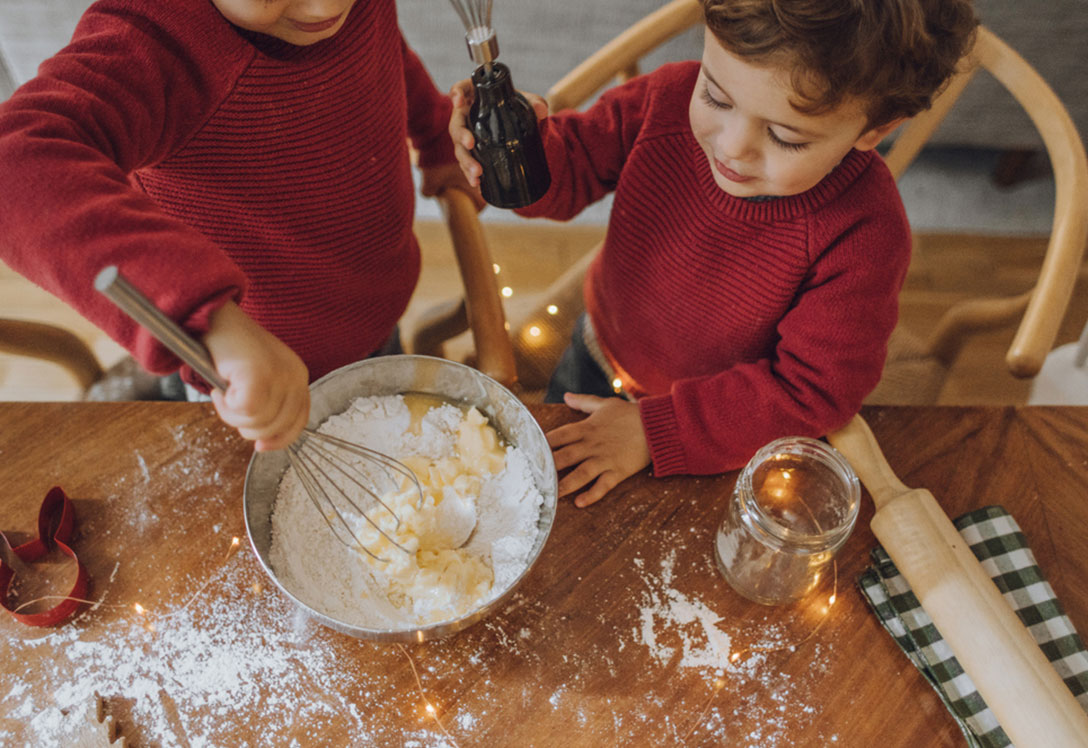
{"left": 0, "top": 486, "right": 91, "bottom": 626}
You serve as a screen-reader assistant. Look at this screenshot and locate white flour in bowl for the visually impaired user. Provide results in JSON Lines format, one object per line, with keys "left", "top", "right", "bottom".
{"left": 268, "top": 394, "right": 544, "bottom": 628}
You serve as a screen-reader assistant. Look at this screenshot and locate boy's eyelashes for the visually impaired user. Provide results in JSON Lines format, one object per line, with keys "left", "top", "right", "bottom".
{"left": 699, "top": 83, "right": 810, "bottom": 153}
{"left": 700, "top": 85, "right": 733, "bottom": 112}
{"left": 766, "top": 128, "right": 809, "bottom": 152}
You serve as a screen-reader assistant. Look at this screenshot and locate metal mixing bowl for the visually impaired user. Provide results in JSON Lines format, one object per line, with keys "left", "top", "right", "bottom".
{"left": 243, "top": 354, "right": 557, "bottom": 642}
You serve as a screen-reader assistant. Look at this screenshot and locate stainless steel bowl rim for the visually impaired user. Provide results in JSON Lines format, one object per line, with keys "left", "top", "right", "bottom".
{"left": 243, "top": 354, "right": 557, "bottom": 642}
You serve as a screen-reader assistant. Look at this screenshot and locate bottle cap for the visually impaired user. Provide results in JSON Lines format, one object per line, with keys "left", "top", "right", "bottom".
{"left": 465, "top": 27, "right": 499, "bottom": 65}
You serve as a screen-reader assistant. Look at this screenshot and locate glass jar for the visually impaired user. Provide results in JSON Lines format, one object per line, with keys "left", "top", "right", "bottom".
{"left": 714, "top": 436, "right": 860, "bottom": 605}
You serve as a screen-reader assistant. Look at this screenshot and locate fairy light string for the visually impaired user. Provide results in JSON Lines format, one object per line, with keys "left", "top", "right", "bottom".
{"left": 397, "top": 643, "right": 461, "bottom": 747}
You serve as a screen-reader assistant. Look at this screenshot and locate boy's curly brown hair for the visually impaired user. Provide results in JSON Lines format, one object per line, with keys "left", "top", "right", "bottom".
{"left": 701, "top": 0, "right": 978, "bottom": 127}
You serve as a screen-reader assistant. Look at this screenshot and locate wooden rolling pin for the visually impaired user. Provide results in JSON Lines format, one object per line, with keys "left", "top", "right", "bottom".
{"left": 828, "top": 415, "right": 1088, "bottom": 747}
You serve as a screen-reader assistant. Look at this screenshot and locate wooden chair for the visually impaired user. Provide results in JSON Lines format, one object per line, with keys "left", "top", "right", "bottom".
{"left": 499, "top": 0, "right": 1088, "bottom": 403}
{"left": 0, "top": 319, "right": 105, "bottom": 392}
{"left": 408, "top": 187, "right": 516, "bottom": 387}
{"left": 0, "top": 185, "right": 517, "bottom": 398}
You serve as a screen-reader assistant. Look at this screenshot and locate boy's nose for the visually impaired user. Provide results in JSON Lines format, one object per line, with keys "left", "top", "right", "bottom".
{"left": 715, "top": 119, "right": 759, "bottom": 162}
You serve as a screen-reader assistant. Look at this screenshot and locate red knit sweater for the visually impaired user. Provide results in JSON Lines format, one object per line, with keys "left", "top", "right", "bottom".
{"left": 0, "top": 0, "right": 455, "bottom": 383}
{"left": 519, "top": 63, "right": 911, "bottom": 476}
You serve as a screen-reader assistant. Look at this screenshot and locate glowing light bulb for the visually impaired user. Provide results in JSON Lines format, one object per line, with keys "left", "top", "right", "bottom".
{"left": 492, "top": 263, "right": 500, "bottom": 274}
{"left": 231, "top": 536, "right": 240, "bottom": 548}
{"left": 425, "top": 703, "right": 436, "bottom": 715}
{"left": 529, "top": 325, "right": 541, "bottom": 337}
{"left": 133, "top": 603, "right": 147, "bottom": 615}
{"left": 729, "top": 652, "right": 740, "bottom": 663}
{"left": 501, "top": 286, "right": 513, "bottom": 297}
{"left": 611, "top": 378, "right": 622, "bottom": 391}
{"left": 782, "top": 470, "right": 791, "bottom": 480}
{"left": 546, "top": 304, "right": 558, "bottom": 315}
{"left": 828, "top": 594, "right": 837, "bottom": 605}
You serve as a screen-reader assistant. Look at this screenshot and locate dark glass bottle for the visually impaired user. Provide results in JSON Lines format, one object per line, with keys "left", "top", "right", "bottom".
{"left": 469, "top": 62, "right": 551, "bottom": 209}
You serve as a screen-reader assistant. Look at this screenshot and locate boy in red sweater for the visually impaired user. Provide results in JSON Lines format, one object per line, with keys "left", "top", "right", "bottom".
{"left": 0, "top": 0, "right": 473, "bottom": 450}
{"left": 451, "top": 0, "right": 977, "bottom": 505}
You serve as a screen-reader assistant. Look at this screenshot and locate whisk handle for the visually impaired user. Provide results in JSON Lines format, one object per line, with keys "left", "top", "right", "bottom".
{"left": 93, "top": 265, "right": 229, "bottom": 392}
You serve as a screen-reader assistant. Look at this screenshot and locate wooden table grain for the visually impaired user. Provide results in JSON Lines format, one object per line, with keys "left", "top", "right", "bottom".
{"left": 1, "top": 402, "right": 1086, "bottom": 746}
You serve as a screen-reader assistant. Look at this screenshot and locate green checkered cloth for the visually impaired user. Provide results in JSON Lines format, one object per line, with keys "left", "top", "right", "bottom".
{"left": 858, "top": 505, "right": 1088, "bottom": 747}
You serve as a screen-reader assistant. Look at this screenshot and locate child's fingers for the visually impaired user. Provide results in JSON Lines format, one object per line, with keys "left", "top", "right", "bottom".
{"left": 557, "top": 458, "right": 604, "bottom": 498}
{"left": 562, "top": 391, "right": 608, "bottom": 414}
{"left": 225, "top": 379, "right": 287, "bottom": 431}
{"left": 454, "top": 149, "right": 481, "bottom": 186}
{"left": 449, "top": 113, "right": 475, "bottom": 151}
{"left": 551, "top": 441, "right": 591, "bottom": 472}
{"left": 574, "top": 472, "right": 620, "bottom": 508}
{"left": 213, "top": 376, "right": 307, "bottom": 449}
{"left": 523, "top": 92, "right": 549, "bottom": 120}
{"left": 253, "top": 386, "right": 310, "bottom": 451}
{"left": 449, "top": 79, "right": 474, "bottom": 108}
{"left": 545, "top": 420, "right": 587, "bottom": 448}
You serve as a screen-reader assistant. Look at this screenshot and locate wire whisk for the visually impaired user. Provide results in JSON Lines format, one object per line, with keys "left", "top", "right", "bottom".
{"left": 94, "top": 265, "right": 422, "bottom": 562}
{"left": 447, "top": 0, "right": 499, "bottom": 69}
{"left": 285, "top": 429, "right": 422, "bottom": 561}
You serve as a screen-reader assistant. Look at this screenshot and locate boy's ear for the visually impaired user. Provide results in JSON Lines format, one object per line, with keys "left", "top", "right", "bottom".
{"left": 854, "top": 117, "right": 907, "bottom": 151}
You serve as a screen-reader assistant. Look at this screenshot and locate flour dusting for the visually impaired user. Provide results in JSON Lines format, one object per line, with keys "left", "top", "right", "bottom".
{"left": 634, "top": 550, "right": 832, "bottom": 745}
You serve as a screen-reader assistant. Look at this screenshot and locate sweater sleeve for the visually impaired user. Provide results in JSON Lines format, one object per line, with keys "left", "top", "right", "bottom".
{"left": 0, "top": 1, "right": 251, "bottom": 374}
{"left": 401, "top": 37, "right": 455, "bottom": 168}
{"left": 515, "top": 73, "right": 652, "bottom": 222}
{"left": 639, "top": 191, "right": 911, "bottom": 476}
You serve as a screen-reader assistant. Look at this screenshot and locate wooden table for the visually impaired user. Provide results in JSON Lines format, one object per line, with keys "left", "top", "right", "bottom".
{"left": 1, "top": 403, "right": 1086, "bottom": 746}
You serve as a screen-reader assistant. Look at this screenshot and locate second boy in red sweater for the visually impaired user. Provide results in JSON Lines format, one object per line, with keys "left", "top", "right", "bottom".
{"left": 451, "top": 0, "right": 978, "bottom": 506}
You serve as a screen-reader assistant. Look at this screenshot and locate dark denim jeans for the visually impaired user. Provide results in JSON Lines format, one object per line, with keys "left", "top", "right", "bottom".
{"left": 545, "top": 314, "right": 622, "bottom": 403}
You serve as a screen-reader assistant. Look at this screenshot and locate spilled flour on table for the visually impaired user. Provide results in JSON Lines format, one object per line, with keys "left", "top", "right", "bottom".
{"left": 2, "top": 558, "right": 463, "bottom": 747}
{"left": 633, "top": 550, "right": 834, "bottom": 745}
{"left": 3, "top": 544, "right": 836, "bottom": 747}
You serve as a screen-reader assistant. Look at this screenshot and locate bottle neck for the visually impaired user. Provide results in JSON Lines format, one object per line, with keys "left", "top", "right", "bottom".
{"left": 471, "top": 62, "right": 515, "bottom": 107}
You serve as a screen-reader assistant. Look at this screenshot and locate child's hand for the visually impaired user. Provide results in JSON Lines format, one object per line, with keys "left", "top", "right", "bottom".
{"left": 546, "top": 392, "right": 652, "bottom": 508}
{"left": 201, "top": 301, "right": 310, "bottom": 452}
{"left": 419, "top": 161, "right": 486, "bottom": 212}
{"left": 448, "top": 79, "right": 548, "bottom": 188}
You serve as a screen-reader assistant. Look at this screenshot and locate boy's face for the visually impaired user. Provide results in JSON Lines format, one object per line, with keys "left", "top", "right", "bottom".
{"left": 211, "top": 0, "right": 358, "bottom": 46}
{"left": 689, "top": 29, "right": 899, "bottom": 198}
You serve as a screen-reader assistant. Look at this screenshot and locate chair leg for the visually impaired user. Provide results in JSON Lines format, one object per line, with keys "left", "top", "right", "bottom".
{"left": 409, "top": 298, "right": 469, "bottom": 359}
